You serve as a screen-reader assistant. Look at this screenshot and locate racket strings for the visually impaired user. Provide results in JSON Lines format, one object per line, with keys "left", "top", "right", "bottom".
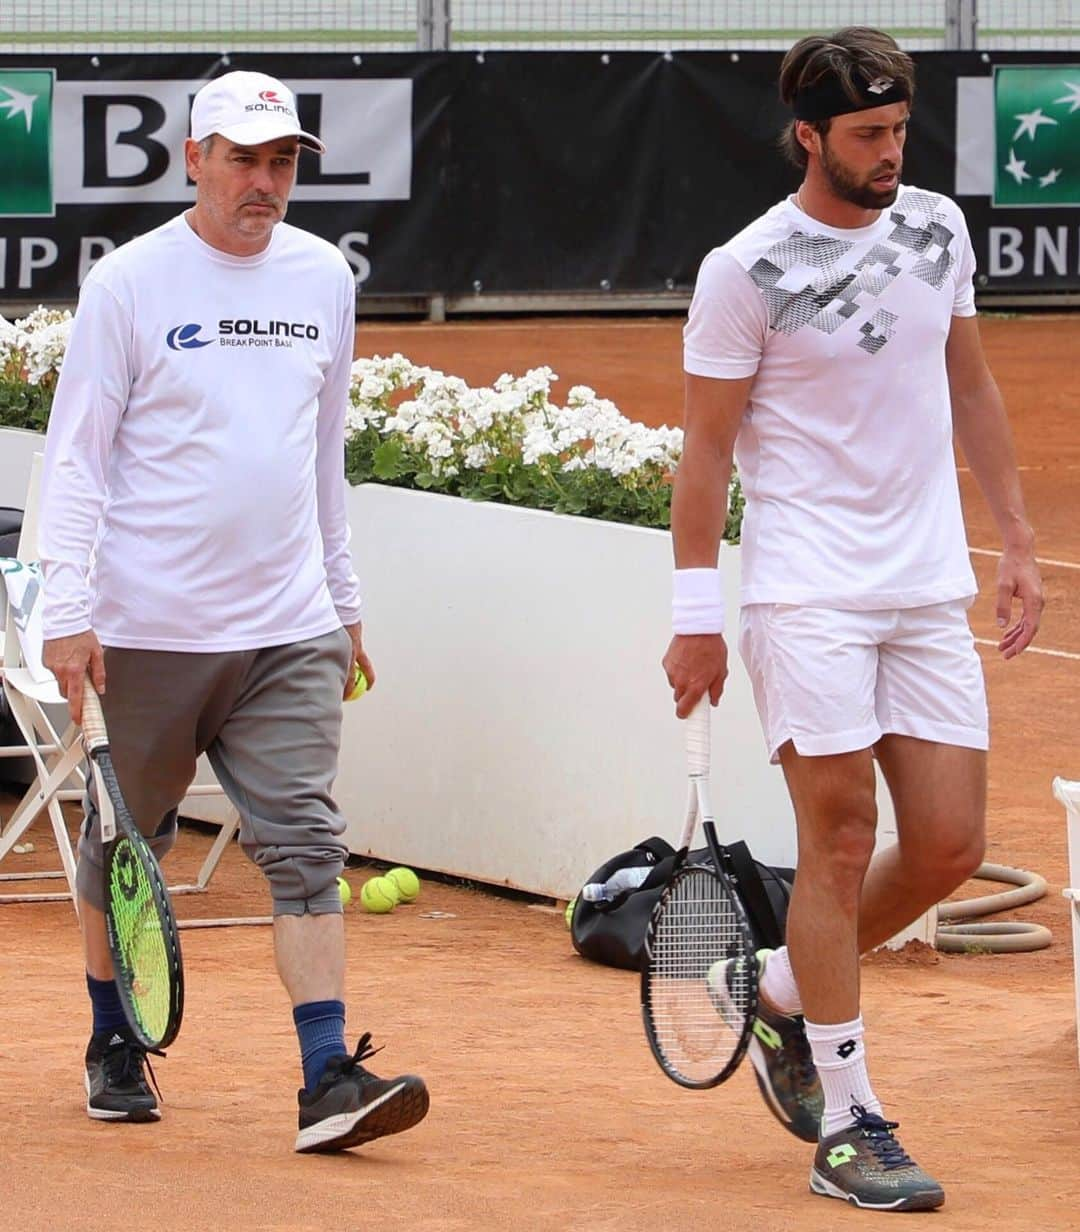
{"left": 646, "top": 867, "right": 755, "bottom": 1084}
{"left": 108, "top": 837, "right": 174, "bottom": 1044}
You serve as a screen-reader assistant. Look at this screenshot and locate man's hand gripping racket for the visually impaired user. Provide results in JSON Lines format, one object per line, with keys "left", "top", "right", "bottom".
{"left": 641, "top": 697, "right": 758, "bottom": 1088}
{"left": 82, "top": 676, "right": 184, "bottom": 1050}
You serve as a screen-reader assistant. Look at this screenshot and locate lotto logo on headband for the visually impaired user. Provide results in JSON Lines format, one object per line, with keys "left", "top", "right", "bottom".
{"left": 866, "top": 76, "right": 895, "bottom": 95}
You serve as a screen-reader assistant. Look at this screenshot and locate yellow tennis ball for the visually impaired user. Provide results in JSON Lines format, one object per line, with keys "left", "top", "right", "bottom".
{"left": 386, "top": 866, "right": 420, "bottom": 903}
{"left": 346, "top": 664, "right": 368, "bottom": 702}
{"left": 337, "top": 876, "right": 352, "bottom": 906}
{"left": 360, "top": 876, "right": 396, "bottom": 913}
{"left": 565, "top": 895, "right": 577, "bottom": 930}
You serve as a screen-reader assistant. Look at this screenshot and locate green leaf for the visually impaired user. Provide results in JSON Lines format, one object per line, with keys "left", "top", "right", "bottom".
{"left": 372, "top": 438, "right": 408, "bottom": 480}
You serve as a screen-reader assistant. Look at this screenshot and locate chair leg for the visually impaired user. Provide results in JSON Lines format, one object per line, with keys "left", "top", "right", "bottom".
{"left": 170, "top": 808, "right": 241, "bottom": 893}
{"left": 0, "top": 695, "right": 83, "bottom": 911}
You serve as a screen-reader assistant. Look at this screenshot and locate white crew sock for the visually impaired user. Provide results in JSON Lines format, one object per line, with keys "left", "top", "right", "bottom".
{"left": 804, "top": 1015, "right": 883, "bottom": 1137}
{"left": 759, "top": 945, "right": 802, "bottom": 1016}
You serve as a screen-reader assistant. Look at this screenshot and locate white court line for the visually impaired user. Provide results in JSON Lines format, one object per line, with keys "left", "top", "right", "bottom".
{"left": 974, "top": 638, "right": 1080, "bottom": 661}
{"left": 970, "top": 547, "right": 1080, "bottom": 571}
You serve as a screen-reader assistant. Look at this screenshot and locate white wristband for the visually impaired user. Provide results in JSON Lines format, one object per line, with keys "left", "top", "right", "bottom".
{"left": 672, "top": 567, "right": 725, "bottom": 635}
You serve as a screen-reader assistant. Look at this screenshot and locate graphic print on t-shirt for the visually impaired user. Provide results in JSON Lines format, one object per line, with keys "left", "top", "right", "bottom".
{"left": 745, "top": 189, "right": 956, "bottom": 352}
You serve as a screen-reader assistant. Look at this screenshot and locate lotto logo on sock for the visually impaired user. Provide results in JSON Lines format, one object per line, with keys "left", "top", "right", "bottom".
{"left": 0, "top": 70, "right": 54, "bottom": 216}
{"left": 837, "top": 1039, "right": 857, "bottom": 1059}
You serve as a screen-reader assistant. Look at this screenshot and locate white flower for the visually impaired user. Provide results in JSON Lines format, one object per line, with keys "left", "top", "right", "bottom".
{"left": 17, "top": 305, "right": 72, "bottom": 334}
{"left": 412, "top": 419, "right": 455, "bottom": 460}
{"left": 566, "top": 384, "right": 597, "bottom": 404}
{"left": 22, "top": 319, "right": 71, "bottom": 384}
{"left": 522, "top": 424, "right": 557, "bottom": 465}
{"left": 463, "top": 442, "right": 495, "bottom": 469}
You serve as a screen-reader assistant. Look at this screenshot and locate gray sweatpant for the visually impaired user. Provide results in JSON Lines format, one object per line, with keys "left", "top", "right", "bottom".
{"left": 76, "top": 627, "right": 354, "bottom": 916}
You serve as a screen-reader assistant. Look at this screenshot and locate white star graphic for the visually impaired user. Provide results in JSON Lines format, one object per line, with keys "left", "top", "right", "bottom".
{"left": 1003, "top": 148, "right": 1031, "bottom": 184}
{"left": 1039, "top": 168, "right": 1062, "bottom": 188}
{"left": 1054, "top": 82, "right": 1080, "bottom": 114}
{"left": 1013, "top": 108, "right": 1058, "bottom": 141}
{"left": 0, "top": 85, "right": 36, "bottom": 133}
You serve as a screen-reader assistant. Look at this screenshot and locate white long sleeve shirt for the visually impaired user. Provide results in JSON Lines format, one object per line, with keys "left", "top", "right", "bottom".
{"left": 39, "top": 214, "right": 363, "bottom": 650}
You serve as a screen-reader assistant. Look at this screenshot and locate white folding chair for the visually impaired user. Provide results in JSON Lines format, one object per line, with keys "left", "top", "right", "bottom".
{"left": 1053, "top": 777, "right": 1080, "bottom": 1068}
{"left": 0, "top": 453, "right": 85, "bottom": 905}
{"left": 0, "top": 454, "right": 262, "bottom": 924}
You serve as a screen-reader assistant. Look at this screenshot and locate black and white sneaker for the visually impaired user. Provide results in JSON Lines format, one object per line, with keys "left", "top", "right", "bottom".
{"left": 295, "top": 1033, "right": 429, "bottom": 1154}
{"left": 810, "top": 1104, "right": 945, "bottom": 1211}
{"left": 84, "top": 1028, "right": 161, "bottom": 1122}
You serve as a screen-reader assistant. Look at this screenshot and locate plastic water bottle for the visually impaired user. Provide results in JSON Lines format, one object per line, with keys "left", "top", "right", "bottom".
{"left": 580, "top": 865, "right": 651, "bottom": 903}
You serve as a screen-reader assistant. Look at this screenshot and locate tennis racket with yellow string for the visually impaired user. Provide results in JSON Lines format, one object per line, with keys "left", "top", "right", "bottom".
{"left": 82, "top": 675, "right": 184, "bottom": 1049}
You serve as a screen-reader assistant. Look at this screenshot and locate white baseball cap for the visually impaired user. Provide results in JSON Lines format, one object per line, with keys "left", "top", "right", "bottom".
{"left": 190, "top": 70, "right": 326, "bottom": 153}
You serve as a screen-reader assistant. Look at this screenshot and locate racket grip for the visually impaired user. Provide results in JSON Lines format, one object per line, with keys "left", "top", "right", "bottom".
{"left": 81, "top": 672, "right": 109, "bottom": 750}
{"left": 686, "top": 695, "right": 711, "bottom": 777}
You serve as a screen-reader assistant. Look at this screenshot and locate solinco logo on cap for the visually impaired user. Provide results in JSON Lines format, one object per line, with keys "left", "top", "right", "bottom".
{"left": 246, "top": 88, "right": 296, "bottom": 119}
{"left": 0, "top": 69, "right": 54, "bottom": 216}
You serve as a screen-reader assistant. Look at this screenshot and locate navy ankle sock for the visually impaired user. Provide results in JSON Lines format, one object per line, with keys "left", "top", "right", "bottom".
{"left": 294, "top": 1000, "right": 347, "bottom": 1093}
{"left": 87, "top": 973, "right": 127, "bottom": 1036}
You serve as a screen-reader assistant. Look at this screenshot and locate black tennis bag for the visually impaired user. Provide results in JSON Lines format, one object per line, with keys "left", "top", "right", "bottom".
{"left": 569, "top": 836, "right": 794, "bottom": 971}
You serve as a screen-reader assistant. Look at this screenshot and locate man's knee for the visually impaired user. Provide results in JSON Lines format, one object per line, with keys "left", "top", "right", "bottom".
{"left": 250, "top": 842, "right": 347, "bottom": 917}
{"left": 76, "top": 809, "right": 179, "bottom": 911}
{"left": 789, "top": 762, "right": 879, "bottom": 882}
{"left": 903, "top": 816, "right": 985, "bottom": 895}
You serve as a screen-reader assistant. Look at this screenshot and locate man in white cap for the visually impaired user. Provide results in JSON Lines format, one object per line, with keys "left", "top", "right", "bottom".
{"left": 39, "top": 71, "right": 430, "bottom": 1153}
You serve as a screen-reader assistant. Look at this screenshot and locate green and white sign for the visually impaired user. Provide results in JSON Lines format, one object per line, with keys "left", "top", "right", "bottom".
{"left": 994, "top": 66, "right": 1080, "bottom": 208}
{"left": 0, "top": 69, "right": 54, "bottom": 216}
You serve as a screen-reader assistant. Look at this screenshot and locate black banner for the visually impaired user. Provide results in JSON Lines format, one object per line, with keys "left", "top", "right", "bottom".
{"left": 1, "top": 51, "right": 1078, "bottom": 301}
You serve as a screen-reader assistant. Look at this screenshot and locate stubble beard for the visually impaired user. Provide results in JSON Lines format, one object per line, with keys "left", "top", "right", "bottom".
{"left": 819, "top": 141, "right": 901, "bottom": 211}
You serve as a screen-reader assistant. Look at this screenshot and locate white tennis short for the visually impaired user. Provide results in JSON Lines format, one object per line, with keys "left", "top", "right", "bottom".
{"left": 738, "top": 599, "right": 989, "bottom": 763}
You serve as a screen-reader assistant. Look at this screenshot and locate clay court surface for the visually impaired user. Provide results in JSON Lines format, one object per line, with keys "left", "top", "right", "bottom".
{"left": 2, "top": 314, "right": 1079, "bottom": 1230}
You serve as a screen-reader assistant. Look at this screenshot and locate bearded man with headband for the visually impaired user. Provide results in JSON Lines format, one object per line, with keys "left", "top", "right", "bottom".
{"left": 664, "top": 28, "right": 1042, "bottom": 1212}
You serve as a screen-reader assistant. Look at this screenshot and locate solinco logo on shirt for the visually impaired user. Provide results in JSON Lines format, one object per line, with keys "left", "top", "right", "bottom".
{"left": 219, "top": 319, "right": 320, "bottom": 349}
{"left": 166, "top": 320, "right": 320, "bottom": 351}
{"left": 166, "top": 323, "right": 214, "bottom": 350}
{"left": 0, "top": 69, "right": 54, "bottom": 216}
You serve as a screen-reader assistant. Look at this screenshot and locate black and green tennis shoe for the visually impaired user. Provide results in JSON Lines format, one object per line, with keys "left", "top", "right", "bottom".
{"left": 811, "top": 1104, "right": 946, "bottom": 1211}
{"left": 707, "top": 948, "right": 823, "bottom": 1143}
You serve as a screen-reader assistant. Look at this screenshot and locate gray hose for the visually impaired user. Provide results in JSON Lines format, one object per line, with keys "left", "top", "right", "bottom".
{"left": 935, "top": 862, "right": 1052, "bottom": 953}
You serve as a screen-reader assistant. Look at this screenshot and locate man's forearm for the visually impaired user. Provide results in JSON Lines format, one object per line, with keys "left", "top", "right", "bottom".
{"left": 671, "top": 435, "right": 733, "bottom": 569}
{"left": 952, "top": 378, "right": 1033, "bottom": 548}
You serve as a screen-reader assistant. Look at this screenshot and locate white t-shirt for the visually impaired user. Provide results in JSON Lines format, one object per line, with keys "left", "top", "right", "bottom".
{"left": 684, "top": 185, "right": 979, "bottom": 610}
{"left": 39, "top": 214, "right": 363, "bottom": 651}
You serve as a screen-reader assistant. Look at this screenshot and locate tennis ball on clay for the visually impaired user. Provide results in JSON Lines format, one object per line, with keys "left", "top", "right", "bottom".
{"left": 385, "top": 866, "right": 420, "bottom": 903}
{"left": 360, "top": 875, "right": 397, "bottom": 914}
{"left": 565, "top": 896, "right": 577, "bottom": 930}
{"left": 337, "top": 876, "right": 352, "bottom": 906}
{"left": 345, "top": 663, "right": 368, "bottom": 702}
